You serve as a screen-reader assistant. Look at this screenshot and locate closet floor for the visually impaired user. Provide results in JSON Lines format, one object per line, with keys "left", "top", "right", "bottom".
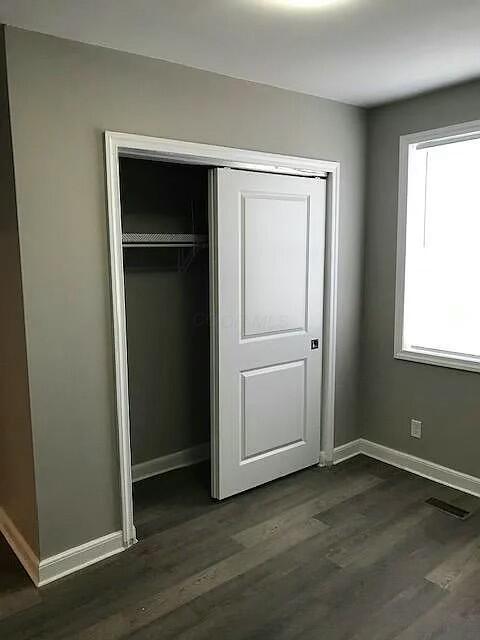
{"left": 1, "top": 456, "right": 480, "bottom": 639}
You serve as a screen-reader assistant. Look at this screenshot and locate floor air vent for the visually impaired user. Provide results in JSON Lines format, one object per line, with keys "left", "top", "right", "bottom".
{"left": 426, "top": 497, "right": 471, "bottom": 520}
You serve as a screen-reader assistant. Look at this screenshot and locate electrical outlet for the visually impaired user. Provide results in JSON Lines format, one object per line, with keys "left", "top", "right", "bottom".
{"left": 410, "top": 419, "right": 422, "bottom": 439}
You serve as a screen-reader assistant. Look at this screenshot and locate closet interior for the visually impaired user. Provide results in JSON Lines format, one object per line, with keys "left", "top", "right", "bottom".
{"left": 119, "top": 157, "right": 211, "bottom": 527}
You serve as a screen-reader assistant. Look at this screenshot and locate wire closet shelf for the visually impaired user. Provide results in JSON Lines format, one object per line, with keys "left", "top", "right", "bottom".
{"left": 121, "top": 232, "right": 208, "bottom": 248}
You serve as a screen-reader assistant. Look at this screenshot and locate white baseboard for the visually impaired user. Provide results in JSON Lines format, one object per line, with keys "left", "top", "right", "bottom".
{"left": 6, "top": 437, "right": 478, "bottom": 588}
{"left": 331, "top": 438, "right": 480, "bottom": 498}
{"left": 38, "top": 531, "right": 125, "bottom": 586}
{"left": 0, "top": 507, "right": 39, "bottom": 585}
{"left": 132, "top": 442, "right": 210, "bottom": 483}
{"left": 0, "top": 507, "right": 125, "bottom": 587}
{"left": 332, "top": 438, "right": 363, "bottom": 464}
{"left": 359, "top": 439, "right": 480, "bottom": 498}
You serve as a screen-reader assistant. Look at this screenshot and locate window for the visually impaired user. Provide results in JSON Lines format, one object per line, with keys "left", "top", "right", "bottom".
{"left": 395, "top": 121, "right": 480, "bottom": 372}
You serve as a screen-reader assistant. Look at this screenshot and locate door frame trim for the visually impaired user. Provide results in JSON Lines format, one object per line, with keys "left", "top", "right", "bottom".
{"left": 104, "top": 131, "right": 340, "bottom": 547}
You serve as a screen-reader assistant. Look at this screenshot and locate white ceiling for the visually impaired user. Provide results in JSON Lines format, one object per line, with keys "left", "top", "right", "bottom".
{"left": 1, "top": 0, "right": 480, "bottom": 106}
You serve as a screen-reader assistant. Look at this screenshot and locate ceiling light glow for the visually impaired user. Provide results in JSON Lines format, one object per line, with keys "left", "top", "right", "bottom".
{"left": 266, "top": 0, "right": 348, "bottom": 9}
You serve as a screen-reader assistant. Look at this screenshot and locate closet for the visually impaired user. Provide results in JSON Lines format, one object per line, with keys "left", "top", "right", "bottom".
{"left": 114, "top": 145, "right": 327, "bottom": 535}
{"left": 120, "top": 158, "right": 211, "bottom": 498}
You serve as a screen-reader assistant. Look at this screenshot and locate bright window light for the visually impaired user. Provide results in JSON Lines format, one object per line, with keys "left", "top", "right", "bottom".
{"left": 396, "top": 126, "right": 480, "bottom": 370}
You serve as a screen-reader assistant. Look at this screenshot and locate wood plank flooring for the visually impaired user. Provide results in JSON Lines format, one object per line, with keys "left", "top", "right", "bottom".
{"left": 1, "top": 455, "right": 480, "bottom": 639}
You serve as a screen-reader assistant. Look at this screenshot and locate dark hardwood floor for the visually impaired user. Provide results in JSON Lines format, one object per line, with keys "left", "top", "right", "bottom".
{"left": 1, "top": 455, "right": 480, "bottom": 639}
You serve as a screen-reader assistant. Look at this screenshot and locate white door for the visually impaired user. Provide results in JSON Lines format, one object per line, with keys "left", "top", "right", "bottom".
{"left": 210, "top": 168, "right": 326, "bottom": 499}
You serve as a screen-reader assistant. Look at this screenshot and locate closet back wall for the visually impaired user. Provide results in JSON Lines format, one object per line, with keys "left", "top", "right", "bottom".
{"left": 121, "top": 159, "right": 210, "bottom": 466}
{"left": 4, "top": 26, "right": 366, "bottom": 558}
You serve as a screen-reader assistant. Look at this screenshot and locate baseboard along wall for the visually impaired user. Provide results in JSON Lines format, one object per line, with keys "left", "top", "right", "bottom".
{"left": 0, "top": 507, "right": 39, "bottom": 585}
{"left": 3, "top": 438, "right": 480, "bottom": 588}
{"left": 0, "top": 507, "right": 125, "bottom": 587}
{"left": 132, "top": 442, "right": 210, "bottom": 483}
{"left": 38, "top": 531, "right": 124, "bottom": 586}
{"left": 330, "top": 438, "right": 480, "bottom": 498}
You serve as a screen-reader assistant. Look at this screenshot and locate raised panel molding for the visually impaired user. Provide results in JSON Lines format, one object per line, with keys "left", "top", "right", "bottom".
{"left": 241, "top": 360, "right": 306, "bottom": 462}
{"left": 241, "top": 192, "right": 309, "bottom": 338}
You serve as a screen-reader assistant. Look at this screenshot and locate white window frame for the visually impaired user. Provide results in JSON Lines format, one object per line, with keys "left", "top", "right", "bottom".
{"left": 395, "top": 119, "right": 480, "bottom": 374}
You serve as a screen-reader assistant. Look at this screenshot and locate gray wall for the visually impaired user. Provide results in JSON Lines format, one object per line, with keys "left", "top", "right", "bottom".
{"left": 125, "top": 263, "right": 210, "bottom": 465}
{"left": 363, "top": 80, "right": 480, "bottom": 478}
{"left": 0, "top": 26, "right": 38, "bottom": 554}
{"left": 122, "top": 159, "right": 210, "bottom": 466}
{"left": 5, "top": 26, "right": 366, "bottom": 558}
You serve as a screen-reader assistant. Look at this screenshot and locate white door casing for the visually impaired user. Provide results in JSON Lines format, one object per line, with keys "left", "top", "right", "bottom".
{"left": 105, "top": 131, "right": 339, "bottom": 549}
{"left": 210, "top": 168, "right": 326, "bottom": 499}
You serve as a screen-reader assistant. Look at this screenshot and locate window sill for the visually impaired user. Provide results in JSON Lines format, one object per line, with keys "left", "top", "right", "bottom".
{"left": 394, "top": 349, "right": 480, "bottom": 374}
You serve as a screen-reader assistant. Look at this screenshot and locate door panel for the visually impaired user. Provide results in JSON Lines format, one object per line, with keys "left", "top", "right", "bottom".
{"left": 241, "top": 359, "right": 306, "bottom": 461}
{"left": 210, "top": 169, "right": 326, "bottom": 499}
{"left": 242, "top": 193, "right": 309, "bottom": 337}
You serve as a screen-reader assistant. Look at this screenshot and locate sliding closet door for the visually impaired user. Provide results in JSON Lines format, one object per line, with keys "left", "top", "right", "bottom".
{"left": 210, "top": 168, "right": 326, "bottom": 499}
